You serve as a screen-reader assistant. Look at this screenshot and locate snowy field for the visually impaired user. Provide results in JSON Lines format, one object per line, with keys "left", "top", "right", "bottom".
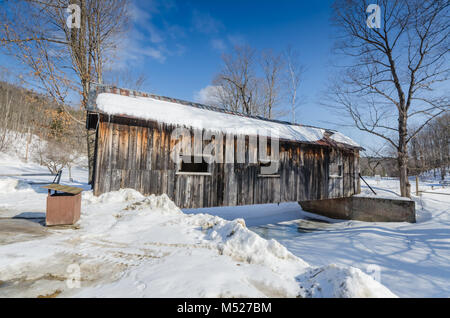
{"left": 0, "top": 151, "right": 448, "bottom": 298}
{"left": 191, "top": 177, "right": 450, "bottom": 298}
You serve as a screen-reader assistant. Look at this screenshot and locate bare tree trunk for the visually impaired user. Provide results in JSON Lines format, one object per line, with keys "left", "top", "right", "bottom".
{"left": 81, "top": 80, "right": 96, "bottom": 185}
{"left": 87, "top": 129, "right": 96, "bottom": 185}
{"left": 398, "top": 110, "right": 411, "bottom": 197}
{"left": 398, "top": 154, "right": 410, "bottom": 197}
{"left": 283, "top": 46, "right": 304, "bottom": 124}
{"left": 398, "top": 156, "right": 411, "bottom": 197}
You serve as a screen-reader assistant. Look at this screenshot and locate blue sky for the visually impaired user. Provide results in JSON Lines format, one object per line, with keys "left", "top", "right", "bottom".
{"left": 0, "top": 0, "right": 379, "bottom": 150}
{"left": 121, "top": 0, "right": 335, "bottom": 102}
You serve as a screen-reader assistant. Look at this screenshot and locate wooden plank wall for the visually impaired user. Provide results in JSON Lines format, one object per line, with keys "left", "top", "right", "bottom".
{"left": 93, "top": 117, "right": 360, "bottom": 208}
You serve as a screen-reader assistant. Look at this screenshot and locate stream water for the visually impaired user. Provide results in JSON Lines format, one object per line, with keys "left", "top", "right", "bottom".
{"left": 250, "top": 217, "right": 341, "bottom": 241}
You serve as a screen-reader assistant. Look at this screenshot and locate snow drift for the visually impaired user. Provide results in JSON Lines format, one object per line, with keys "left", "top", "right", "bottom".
{"left": 298, "top": 264, "right": 397, "bottom": 298}
{"left": 73, "top": 189, "right": 397, "bottom": 298}
{"left": 0, "top": 185, "right": 396, "bottom": 298}
{"left": 0, "top": 178, "right": 32, "bottom": 194}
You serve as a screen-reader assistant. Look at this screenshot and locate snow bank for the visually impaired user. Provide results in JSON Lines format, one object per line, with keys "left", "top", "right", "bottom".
{"left": 77, "top": 189, "right": 395, "bottom": 298}
{"left": 298, "top": 264, "right": 397, "bottom": 298}
{"left": 205, "top": 218, "right": 308, "bottom": 268}
{"left": 0, "top": 178, "right": 32, "bottom": 194}
{"left": 96, "top": 93, "right": 329, "bottom": 143}
{"left": 82, "top": 188, "right": 145, "bottom": 205}
{"left": 1, "top": 183, "right": 396, "bottom": 298}
{"left": 124, "top": 193, "right": 183, "bottom": 215}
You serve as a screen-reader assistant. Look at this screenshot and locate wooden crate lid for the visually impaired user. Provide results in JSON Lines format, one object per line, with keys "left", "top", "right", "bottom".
{"left": 41, "top": 184, "right": 83, "bottom": 195}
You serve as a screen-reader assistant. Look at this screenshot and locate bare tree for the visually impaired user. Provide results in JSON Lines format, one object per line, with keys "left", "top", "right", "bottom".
{"left": 213, "top": 45, "right": 262, "bottom": 115}
{"left": 213, "top": 45, "right": 291, "bottom": 119}
{"left": 104, "top": 69, "right": 148, "bottom": 91}
{"left": 0, "top": 87, "right": 13, "bottom": 152}
{"left": 260, "top": 49, "right": 284, "bottom": 118}
{"left": 283, "top": 46, "right": 305, "bottom": 123}
{"left": 360, "top": 143, "right": 390, "bottom": 176}
{"left": 34, "top": 141, "right": 72, "bottom": 174}
{"left": 1, "top": 0, "right": 130, "bottom": 184}
{"left": 328, "top": 0, "right": 449, "bottom": 197}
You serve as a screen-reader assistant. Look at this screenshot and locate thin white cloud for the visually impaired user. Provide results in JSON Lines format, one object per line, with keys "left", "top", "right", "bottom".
{"left": 129, "top": 2, "right": 151, "bottom": 22}
{"left": 194, "top": 85, "right": 223, "bottom": 106}
{"left": 109, "top": 1, "right": 241, "bottom": 68}
{"left": 210, "top": 34, "right": 247, "bottom": 53}
{"left": 106, "top": 29, "right": 166, "bottom": 71}
{"left": 141, "top": 47, "right": 166, "bottom": 63}
{"left": 191, "top": 10, "right": 223, "bottom": 34}
{"left": 227, "top": 34, "right": 246, "bottom": 47}
{"left": 211, "top": 39, "right": 227, "bottom": 52}
{"left": 209, "top": 34, "right": 247, "bottom": 54}
{"left": 108, "top": 0, "right": 183, "bottom": 67}
{"left": 147, "top": 24, "right": 164, "bottom": 44}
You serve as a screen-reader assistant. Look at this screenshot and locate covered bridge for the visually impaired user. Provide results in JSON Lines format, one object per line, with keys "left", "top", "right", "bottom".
{"left": 86, "top": 84, "right": 362, "bottom": 209}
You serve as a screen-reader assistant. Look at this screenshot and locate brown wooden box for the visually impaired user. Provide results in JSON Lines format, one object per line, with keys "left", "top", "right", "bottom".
{"left": 46, "top": 192, "right": 81, "bottom": 226}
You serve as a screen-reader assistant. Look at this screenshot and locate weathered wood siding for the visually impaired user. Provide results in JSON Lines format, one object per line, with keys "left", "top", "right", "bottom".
{"left": 92, "top": 115, "right": 360, "bottom": 208}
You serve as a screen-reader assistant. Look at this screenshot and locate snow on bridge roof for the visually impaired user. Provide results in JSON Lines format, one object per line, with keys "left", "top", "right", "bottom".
{"left": 89, "top": 86, "right": 361, "bottom": 149}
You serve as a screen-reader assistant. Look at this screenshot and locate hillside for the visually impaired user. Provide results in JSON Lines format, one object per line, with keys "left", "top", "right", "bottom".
{"left": 0, "top": 81, "right": 87, "bottom": 173}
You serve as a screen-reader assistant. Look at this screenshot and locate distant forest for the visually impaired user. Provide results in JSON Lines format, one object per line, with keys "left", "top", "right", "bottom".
{"left": 361, "top": 113, "right": 449, "bottom": 180}
{"left": 0, "top": 80, "right": 86, "bottom": 173}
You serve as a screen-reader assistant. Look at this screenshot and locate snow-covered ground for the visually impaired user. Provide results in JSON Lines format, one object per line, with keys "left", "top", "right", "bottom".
{"left": 0, "top": 152, "right": 89, "bottom": 219}
{"left": 1, "top": 148, "right": 448, "bottom": 298}
{"left": 194, "top": 177, "right": 450, "bottom": 298}
{"left": 0, "top": 152, "right": 397, "bottom": 298}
